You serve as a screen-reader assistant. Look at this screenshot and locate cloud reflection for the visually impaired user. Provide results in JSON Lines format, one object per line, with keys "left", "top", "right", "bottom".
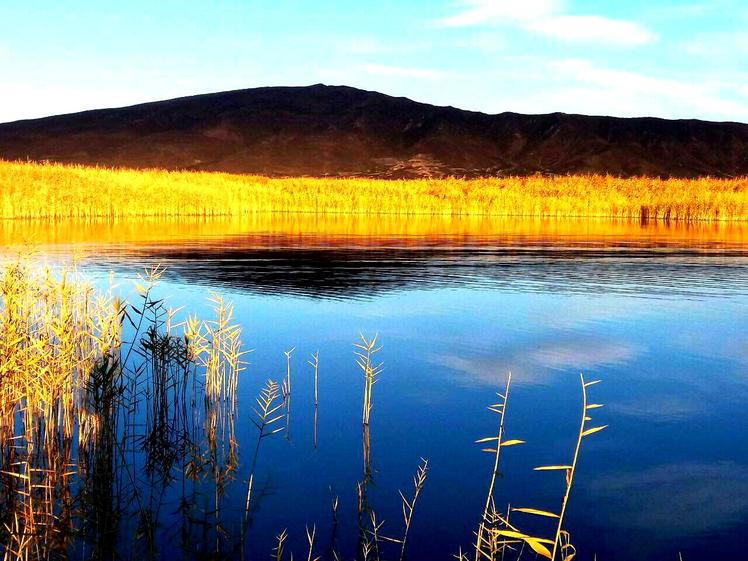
{"left": 587, "top": 462, "right": 748, "bottom": 537}
{"left": 608, "top": 395, "right": 705, "bottom": 422}
{"left": 433, "top": 336, "right": 639, "bottom": 387}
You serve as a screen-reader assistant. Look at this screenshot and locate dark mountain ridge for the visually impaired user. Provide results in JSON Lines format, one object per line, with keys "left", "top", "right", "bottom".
{"left": 1, "top": 84, "right": 747, "bottom": 178}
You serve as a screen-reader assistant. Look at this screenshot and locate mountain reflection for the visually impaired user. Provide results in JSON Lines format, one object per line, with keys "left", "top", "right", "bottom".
{"left": 81, "top": 245, "right": 748, "bottom": 300}
{"left": 4, "top": 215, "right": 748, "bottom": 299}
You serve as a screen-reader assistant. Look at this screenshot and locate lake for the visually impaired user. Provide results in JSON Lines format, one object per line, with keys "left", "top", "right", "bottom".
{"left": 3, "top": 214, "right": 748, "bottom": 561}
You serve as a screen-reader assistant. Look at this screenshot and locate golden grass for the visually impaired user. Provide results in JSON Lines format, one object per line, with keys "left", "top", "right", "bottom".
{"left": 3, "top": 160, "right": 748, "bottom": 221}
{"left": 0, "top": 261, "right": 121, "bottom": 558}
{"left": 0, "top": 261, "right": 249, "bottom": 559}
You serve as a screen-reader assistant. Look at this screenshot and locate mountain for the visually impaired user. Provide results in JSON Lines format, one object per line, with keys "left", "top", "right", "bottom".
{"left": 1, "top": 84, "right": 747, "bottom": 178}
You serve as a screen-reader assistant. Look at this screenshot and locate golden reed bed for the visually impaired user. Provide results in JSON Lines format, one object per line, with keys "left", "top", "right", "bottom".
{"left": 2, "top": 160, "right": 748, "bottom": 221}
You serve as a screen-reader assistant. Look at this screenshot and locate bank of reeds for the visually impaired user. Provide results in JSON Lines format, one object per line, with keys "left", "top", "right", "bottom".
{"left": 2, "top": 159, "right": 748, "bottom": 221}
{"left": 0, "top": 260, "right": 608, "bottom": 561}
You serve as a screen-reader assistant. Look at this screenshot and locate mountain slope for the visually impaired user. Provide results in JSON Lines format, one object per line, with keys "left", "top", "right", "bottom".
{"left": 1, "top": 84, "right": 747, "bottom": 178}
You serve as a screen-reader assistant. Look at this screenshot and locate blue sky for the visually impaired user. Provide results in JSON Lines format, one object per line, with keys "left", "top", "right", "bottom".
{"left": 1, "top": 0, "right": 747, "bottom": 123}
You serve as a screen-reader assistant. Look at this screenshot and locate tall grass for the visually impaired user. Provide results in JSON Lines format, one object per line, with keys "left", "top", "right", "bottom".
{"left": 242, "top": 379, "right": 284, "bottom": 559}
{"left": 2, "top": 160, "right": 748, "bottom": 221}
{"left": 0, "top": 261, "right": 120, "bottom": 560}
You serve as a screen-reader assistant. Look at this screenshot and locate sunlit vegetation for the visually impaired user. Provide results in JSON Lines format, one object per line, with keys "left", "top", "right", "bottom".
{"left": 2, "top": 159, "right": 748, "bottom": 221}
{"left": 471, "top": 374, "right": 606, "bottom": 561}
{"left": 0, "top": 260, "right": 606, "bottom": 560}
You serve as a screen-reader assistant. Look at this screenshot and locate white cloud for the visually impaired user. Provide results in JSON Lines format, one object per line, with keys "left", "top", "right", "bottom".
{"left": 438, "top": 0, "right": 562, "bottom": 26}
{"left": 319, "top": 55, "right": 748, "bottom": 123}
{"left": 544, "top": 59, "right": 748, "bottom": 120}
{"left": 361, "top": 64, "right": 450, "bottom": 80}
{"left": 0, "top": 82, "right": 150, "bottom": 123}
{"left": 526, "top": 15, "right": 657, "bottom": 46}
{"left": 437, "top": 0, "right": 656, "bottom": 47}
{"left": 527, "top": 340, "right": 637, "bottom": 371}
{"left": 551, "top": 59, "right": 688, "bottom": 95}
{"left": 646, "top": 2, "right": 715, "bottom": 19}
{"left": 683, "top": 32, "right": 748, "bottom": 57}
{"left": 454, "top": 32, "right": 506, "bottom": 52}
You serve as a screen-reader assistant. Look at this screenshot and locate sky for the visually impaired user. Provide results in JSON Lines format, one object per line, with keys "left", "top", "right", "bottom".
{"left": 1, "top": 0, "right": 747, "bottom": 123}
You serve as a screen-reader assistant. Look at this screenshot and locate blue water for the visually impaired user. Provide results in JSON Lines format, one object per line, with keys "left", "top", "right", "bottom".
{"left": 23, "top": 232, "right": 748, "bottom": 560}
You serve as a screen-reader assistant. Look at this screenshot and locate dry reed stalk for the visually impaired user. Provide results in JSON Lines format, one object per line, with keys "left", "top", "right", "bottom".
{"left": 355, "top": 334, "right": 382, "bottom": 428}
{"left": 183, "top": 292, "right": 247, "bottom": 554}
{"left": 398, "top": 458, "right": 429, "bottom": 561}
{"left": 308, "top": 351, "right": 319, "bottom": 448}
{"left": 497, "top": 374, "right": 607, "bottom": 561}
{"left": 0, "top": 260, "right": 120, "bottom": 559}
{"left": 282, "top": 347, "right": 295, "bottom": 437}
{"left": 241, "top": 379, "right": 284, "bottom": 559}
{"left": 474, "top": 374, "right": 524, "bottom": 561}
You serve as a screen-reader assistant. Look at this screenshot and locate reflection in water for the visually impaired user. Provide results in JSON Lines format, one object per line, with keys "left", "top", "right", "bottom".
{"left": 3, "top": 215, "right": 748, "bottom": 299}
{"left": 2, "top": 214, "right": 748, "bottom": 561}
{"left": 3, "top": 213, "right": 748, "bottom": 249}
{"left": 588, "top": 462, "right": 748, "bottom": 535}
{"left": 142, "top": 247, "right": 748, "bottom": 299}
{"left": 582, "top": 462, "right": 748, "bottom": 560}
{"left": 434, "top": 336, "right": 640, "bottom": 388}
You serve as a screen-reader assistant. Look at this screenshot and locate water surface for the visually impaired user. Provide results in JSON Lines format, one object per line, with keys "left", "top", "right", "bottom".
{"left": 3, "top": 215, "right": 748, "bottom": 561}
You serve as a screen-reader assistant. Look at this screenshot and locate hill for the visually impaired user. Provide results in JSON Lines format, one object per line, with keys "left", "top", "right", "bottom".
{"left": 1, "top": 84, "right": 747, "bottom": 178}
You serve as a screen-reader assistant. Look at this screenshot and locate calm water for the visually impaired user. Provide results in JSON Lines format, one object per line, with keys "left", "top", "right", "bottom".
{"left": 5, "top": 216, "right": 748, "bottom": 561}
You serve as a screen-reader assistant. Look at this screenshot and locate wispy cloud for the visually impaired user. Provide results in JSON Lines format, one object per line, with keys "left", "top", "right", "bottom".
{"left": 543, "top": 59, "right": 748, "bottom": 120}
{"left": 361, "top": 64, "right": 450, "bottom": 80}
{"left": 682, "top": 31, "right": 748, "bottom": 57}
{"left": 454, "top": 32, "right": 506, "bottom": 52}
{"left": 433, "top": 336, "right": 639, "bottom": 387}
{"left": 608, "top": 395, "right": 704, "bottom": 421}
{"left": 438, "top": 0, "right": 562, "bottom": 26}
{"left": 525, "top": 15, "right": 657, "bottom": 46}
{"left": 645, "top": 2, "right": 715, "bottom": 19}
{"left": 437, "top": 0, "right": 657, "bottom": 47}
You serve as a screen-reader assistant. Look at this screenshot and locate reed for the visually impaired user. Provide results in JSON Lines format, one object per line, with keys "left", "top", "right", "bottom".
{"left": 306, "top": 524, "right": 320, "bottom": 561}
{"left": 241, "top": 379, "right": 284, "bottom": 557}
{"left": 0, "top": 259, "right": 258, "bottom": 559}
{"left": 185, "top": 293, "right": 246, "bottom": 554}
{"left": 546, "top": 374, "right": 606, "bottom": 561}
{"left": 0, "top": 260, "right": 610, "bottom": 560}
{"left": 273, "top": 529, "right": 289, "bottom": 561}
{"left": 3, "top": 159, "right": 748, "bottom": 222}
{"left": 475, "top": 374, "right": 608, "bottom": 561}
{"left": 355, "top": 334, "right": 382, "bottom": 428}
{"left": 397, "top": 458, "right": 428, "bottom": 561}
{"left": 308, "top": 351, "right": 320, "bottom": 448}
{"left": 0, "top": 261, "right": 120, "bottom": 560}
{"left": 282, "top": 347, "right": 295, "bottom": 437}
{"left": 474, "top": 373, "right": 524, "bottom": 561}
